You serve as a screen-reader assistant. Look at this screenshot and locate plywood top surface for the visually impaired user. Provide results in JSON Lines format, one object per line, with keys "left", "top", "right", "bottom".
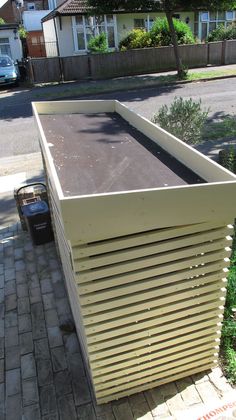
{"left": 39, "top": 112, "right": 204, "bottom": 197}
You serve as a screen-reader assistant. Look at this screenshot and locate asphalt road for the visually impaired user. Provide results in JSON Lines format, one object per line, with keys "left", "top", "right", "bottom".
{"left": 1, "top": 76, "right": 236, "bottom": 159}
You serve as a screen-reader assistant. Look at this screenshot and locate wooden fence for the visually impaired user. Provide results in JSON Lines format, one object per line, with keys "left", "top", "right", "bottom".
{"left": 28, "top": 40, "right": 236, "bottom": 84}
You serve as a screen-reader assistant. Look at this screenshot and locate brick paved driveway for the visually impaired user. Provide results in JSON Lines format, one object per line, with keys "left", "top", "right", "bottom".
{"left": 0, "top": 223, "right": 235, "bottom": 420}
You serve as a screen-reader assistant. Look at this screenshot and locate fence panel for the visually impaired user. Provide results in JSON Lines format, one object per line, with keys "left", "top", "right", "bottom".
{"left": 62, "top": 55, "right": 90, "bottom": 81}
{"left": 225, "top": 40, "right": 236, "bottom": 64}
{"left": 28, "top": 41, "right": 236, "bottom": 84}
{"left": 31, "top": 57, "right": 61, "bottom": 83}
{"left": 89, "top": 44, "right": 208, "bottom": 80}
{"left": 208, "top": 41, "right": 223, "bottom": 65}
{"left": 89, "top": 46, "right": 176, "bottom": 79}
{"left": 179, "top": 44, "right": 208, "bottom": 68}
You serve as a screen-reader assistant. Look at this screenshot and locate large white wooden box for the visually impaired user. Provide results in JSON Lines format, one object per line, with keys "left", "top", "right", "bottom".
{"left": 33, "top": 100, "right": 236, "bottom": 404}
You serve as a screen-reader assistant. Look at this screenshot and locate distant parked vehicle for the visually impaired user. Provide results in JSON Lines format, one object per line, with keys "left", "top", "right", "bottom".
{"left": 0, "top": 55, "right": 20, "bottom": 87}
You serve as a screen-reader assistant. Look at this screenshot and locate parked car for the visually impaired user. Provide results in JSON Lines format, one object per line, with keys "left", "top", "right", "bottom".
{"left": 0, "top": 55, "right": 20, "bottom": 87}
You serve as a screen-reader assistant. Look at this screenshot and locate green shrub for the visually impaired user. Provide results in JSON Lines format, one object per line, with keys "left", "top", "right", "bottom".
{"left": 218, "top": 145, "right": 236, "bottom": 173}
{"left": 0, "top": 17, "right": 5, "bottom": 25}
{"left": 221, "top": 224, "right": 236, "bottom": 383}
{"left": 119, "top": 29, "right": 151, "bottom": 51}
{"left": 151, "top": 97, "right": 209, "bottom": 144}
{"left": 150, "top": 17, "right": 195, "bottom": 46}
{"left": 207, "top": 23, "right": 236, "bottom": 42}
{"left": 88, "top": 32, "right": 108, "bottom": 53}
{"left": 119, "top": 29, "right": 152, "bottom": 50}
{"left": 119, "top": 17, "right": 195, "bottom": 50}
{"left": 18, "top": 25, "right": 28, "bottom": 39}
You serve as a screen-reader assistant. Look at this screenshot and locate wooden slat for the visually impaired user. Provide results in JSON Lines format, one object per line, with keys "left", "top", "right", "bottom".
{"left": 78, "top": 251, "right": 230, "bottom": 291}
{"left": 80, "top": 272, "right": 223, "bottom": 312}
{"left": 85, "top": 292, "right": 225, "bottom": 335}
{"left": 84, "top": 283, "right": 226, "bottom": 325}
{"left": 77, "top": 241, "right": 230, "bottom": 280}
{"left": 75, "top": 229, "right": 232, "bottom": 271}
{"left": 95, "top": 353, "right": 217, "bottom": 397}
{"left": 93, "top": 342, "right": 218, "bottom": 385}
{"left": 79, "top": 259, "right": 228, "bottom": 296}
{"left": 90, "top": 327, "right": 220, "bottom": 370}
{"left": 87, "top": 300, "right": 223, "bottom": 344}
{"left": 96, "top": 362, "right": 217, "bottom": 404}
{"left": 92, "top": 333, "right": 219, "bottom": 375}
{"left": 72, "top": 222, "right": 232, "bottom": 257}
{"left": 88, "top": 317, "right": 222, "bottom": 362}
{"left": 80, "top": 264, "right": 227, "bottom": 304}
{"left": 87, "top": 311, "right": 222, "bottom": 354}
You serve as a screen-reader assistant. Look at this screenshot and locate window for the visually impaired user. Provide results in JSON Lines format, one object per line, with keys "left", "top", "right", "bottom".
{"left": 73, "top": 15, "right": 116, "bottom": 52}
{"left": 27, "top": 2, "right": 36, "bottom": 10}
{"left": 134, "top": 19, "right": 145, "bottom": 29}
{"left": 0, "top": 38, "right": 11, "bottom": 57}
{"left": 199, "top": 10, "right": 235, "bottom": 40}
{"left": 226, "top": 11, "right": 234, "bottom": 21}
{"left": 201, "top": 12, "right": 209, "bottom": 22}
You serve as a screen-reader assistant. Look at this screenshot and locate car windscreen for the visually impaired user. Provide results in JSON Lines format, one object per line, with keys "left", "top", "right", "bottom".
{"left": 0, "top": 57, "right": 13, "bottom": 67}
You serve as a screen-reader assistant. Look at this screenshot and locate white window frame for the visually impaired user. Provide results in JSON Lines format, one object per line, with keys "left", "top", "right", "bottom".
{"left": 200, "top": 12, "right": 209, "bottom": 22}
{"left": 198, "top": 10, "right": 235, "bottom": 40}
{"left": 226, "top": 11, "right": 234, "bottom": 21}
{"left": 0, "top": 37, "right": 11, "bottom": 57}
{"left": 72, "top": 14, "right": 117, "bottom": 53}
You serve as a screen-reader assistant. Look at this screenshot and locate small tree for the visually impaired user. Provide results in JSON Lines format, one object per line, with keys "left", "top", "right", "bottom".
{"left": 0, "top": 17, "right": 5, "bottom": 25}
{"left": 151, "top": 97, "right": 209, "bottom": 144}
{"left": 18, "top": 25, "right": 28, "bottom": 39}
{"left": 87, "top": 32, "right": 109, "bottom": 53}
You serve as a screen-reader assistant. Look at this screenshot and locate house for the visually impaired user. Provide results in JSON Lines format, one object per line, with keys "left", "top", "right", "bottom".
{"left": 0, "top": 0, "right": 20, "bottom": 24}
{"left": 0, "top": 23, "right": 23, "bottom": 60}
{"left": 20, "top": 0, "right": 52, "bottom": 56}
{"left": 41, "top": 0, "right": 236, "bottom": 57}
{"left": 0, "top": 0, "right": 53, "bottom": 56}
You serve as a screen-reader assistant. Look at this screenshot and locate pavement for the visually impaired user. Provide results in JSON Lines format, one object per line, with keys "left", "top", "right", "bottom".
{"left": 1, "top": 65, "right": 236, "bottom": 419}
{"left": 21, "top": 63, "right": 236, "bottom": 99}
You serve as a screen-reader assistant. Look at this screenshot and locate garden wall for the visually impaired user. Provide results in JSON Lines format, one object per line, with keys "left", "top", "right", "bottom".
{"left": 28, "top": 40, "right": 236, "bottom": 84}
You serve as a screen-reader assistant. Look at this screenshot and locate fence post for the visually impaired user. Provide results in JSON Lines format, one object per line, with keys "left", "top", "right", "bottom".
{"left": 59, "top": 56, "right": 64, "bottom": 82}
{"left": 207, "top": 42, "right": 210, "bottom": 65}
{"left": 27, "top": 58, "right": 35, "bottom": 84}
{"left": 221, "top": 40, "right": 226, "bottom": 65}
{"left": 88, "top": 54, "right": 92, "bottom": 79}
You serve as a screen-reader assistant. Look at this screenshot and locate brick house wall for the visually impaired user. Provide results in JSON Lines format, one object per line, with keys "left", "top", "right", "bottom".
{"left": 0, "top": 0, "right": 19, "bottom": 23}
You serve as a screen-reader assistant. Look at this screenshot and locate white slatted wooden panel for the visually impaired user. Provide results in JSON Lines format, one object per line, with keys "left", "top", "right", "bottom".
{"left": 69, "top": 221, "right": 231, "bottom": 403}
{"left": 49, "top": 206, "right": 231, "bottom": 403}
